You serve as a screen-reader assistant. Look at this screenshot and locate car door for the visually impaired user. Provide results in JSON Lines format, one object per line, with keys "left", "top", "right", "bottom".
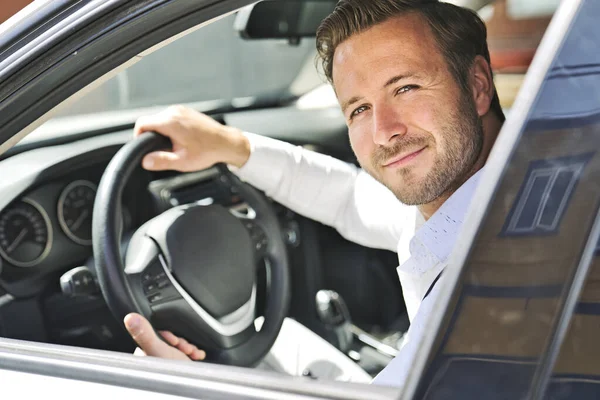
{"left": 0, "top": 333, "right": 399, "bottom": 400}
{"left": 398, "top": 0, "right": 600, "bottom": 398}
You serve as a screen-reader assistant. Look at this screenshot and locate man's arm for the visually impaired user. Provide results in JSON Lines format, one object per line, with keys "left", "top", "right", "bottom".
{"left": 234, "top": 132, "right": 409, "bottom": 252}
{"left": 133, "top": 105, "right": 408, "bottom": 252}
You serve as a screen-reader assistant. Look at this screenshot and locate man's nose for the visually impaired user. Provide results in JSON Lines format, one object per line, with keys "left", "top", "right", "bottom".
{"left": 372, "top": 104, "right": 407, "bottom": 146}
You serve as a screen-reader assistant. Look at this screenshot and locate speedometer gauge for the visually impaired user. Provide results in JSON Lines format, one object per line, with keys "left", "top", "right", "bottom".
{"left": 0, "top": 198, "right": 52, "bottom": 267}
{"left": 58, "top": 180, "right": 97, "bottom": 245}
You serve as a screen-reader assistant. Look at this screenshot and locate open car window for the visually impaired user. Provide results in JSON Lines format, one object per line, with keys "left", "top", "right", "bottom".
{"left": 404, "top": 0, "right": 600, "bottom": 398}
{"left": 50, "top": 12, "right": 316, "bottom": 119}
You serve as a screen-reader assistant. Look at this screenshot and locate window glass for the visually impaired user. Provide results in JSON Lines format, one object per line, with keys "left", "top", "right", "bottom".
{"left": 414, "top": 1, "right": 600, "bottom": 398}
{"left": 51, "top": 13, "right": 316, "bottom": 119}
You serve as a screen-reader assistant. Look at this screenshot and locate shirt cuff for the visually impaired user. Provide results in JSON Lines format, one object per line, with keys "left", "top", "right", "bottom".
{"left": 229, "top": 132, "right": 290, "bottom": 193}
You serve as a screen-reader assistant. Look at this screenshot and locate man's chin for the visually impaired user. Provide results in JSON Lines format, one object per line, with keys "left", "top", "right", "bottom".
{"left": 369, "top": 166, "right": 437, "bottom": 204}
{"left": 393, "top": 191, "right": 428, "bottom": 206}
{"left": 385, "top": 175, "right": 444, "bottom": 206}
{"left": 386, "top": 181, "right": 426, "bottom": 205}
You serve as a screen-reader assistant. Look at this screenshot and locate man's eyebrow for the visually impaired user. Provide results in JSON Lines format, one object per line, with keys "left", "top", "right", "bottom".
{"left": 341, "top": 96, "right": 363, "bottom": 115}
{"left": 384, "top": 73, "right": 417, "bottom": 88}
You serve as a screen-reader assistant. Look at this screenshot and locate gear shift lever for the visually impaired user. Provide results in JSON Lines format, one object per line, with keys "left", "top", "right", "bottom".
{"left": 315, "top": 290, "right": 353, "bottom": 353}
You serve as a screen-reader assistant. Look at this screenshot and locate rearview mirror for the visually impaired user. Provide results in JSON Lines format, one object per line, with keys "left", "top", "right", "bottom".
{"left": 234, "top": 0, "right": 337, "bottom": 43}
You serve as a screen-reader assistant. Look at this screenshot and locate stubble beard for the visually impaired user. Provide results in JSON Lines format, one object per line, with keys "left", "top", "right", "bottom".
{"left": 367, "top": 94, "right": 484, "bottom": 206}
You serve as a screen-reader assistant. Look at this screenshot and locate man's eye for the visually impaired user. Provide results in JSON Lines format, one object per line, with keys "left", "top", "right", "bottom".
{"left": 396, "top": 85, "right": 418, "bottom": 95}
{"left": 350, "top": 106, "right": 368, "bottom": 119}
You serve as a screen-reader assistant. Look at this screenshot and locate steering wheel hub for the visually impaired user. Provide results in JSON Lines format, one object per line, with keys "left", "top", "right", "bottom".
{"left": 145, "top": 204, "right": 256, "bottom": 318}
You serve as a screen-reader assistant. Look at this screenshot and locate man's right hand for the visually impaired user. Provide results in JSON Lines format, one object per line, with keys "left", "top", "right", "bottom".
{"left": 133, "top": 105, "right": 251, "bottom": 172}
{"left": 124, "top": 312, "right": 206, "bottom": 361}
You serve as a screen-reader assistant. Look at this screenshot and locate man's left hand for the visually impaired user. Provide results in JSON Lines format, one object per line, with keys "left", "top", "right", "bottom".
{"left": 124, "top": 312, "right": 206, "bottom": 361}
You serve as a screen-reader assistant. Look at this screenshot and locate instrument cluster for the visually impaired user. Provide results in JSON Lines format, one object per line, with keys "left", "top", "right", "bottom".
{"left": 0, "top": 179, "right": 132, "bottom": 269}
{"left": 0, "top": 198, "right": 52, "bottom": 268}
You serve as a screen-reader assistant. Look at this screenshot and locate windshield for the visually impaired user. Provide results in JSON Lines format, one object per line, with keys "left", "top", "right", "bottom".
{"left": 50, "top": 12, "right": 317, "bottom": 119}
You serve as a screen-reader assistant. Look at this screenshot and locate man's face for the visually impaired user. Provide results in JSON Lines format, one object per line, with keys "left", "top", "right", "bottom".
{"left": 333, "top": 13, "right": 483, "bottom": 205}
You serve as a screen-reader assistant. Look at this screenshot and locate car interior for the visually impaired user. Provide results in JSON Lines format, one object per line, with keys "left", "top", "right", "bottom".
{"left": 0, "top": 0, "right": 562, "bottom": 385}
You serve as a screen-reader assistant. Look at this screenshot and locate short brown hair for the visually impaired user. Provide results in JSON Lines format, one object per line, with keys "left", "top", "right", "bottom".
{"left": 316, "top": 0, "right": 505, "bottom": 122}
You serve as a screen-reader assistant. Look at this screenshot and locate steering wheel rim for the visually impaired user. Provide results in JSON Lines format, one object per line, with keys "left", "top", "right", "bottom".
{"left": 92, "top": 131, "right": 290, "bottom": 367}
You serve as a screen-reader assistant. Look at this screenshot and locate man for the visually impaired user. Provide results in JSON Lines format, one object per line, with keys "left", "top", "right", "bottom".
{"left": 123, "top": 0, "right": 505, "bottom": 387}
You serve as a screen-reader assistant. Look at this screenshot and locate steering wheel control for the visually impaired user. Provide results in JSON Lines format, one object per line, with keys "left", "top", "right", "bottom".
{"left": 243, "top": 221, "right": 269, "bottom": 257}
{"left": 60, "top": 266, "right": 99, "bottom": 297}
{"left": 141, "top": 259, "right": 178, "bottom": 305}
{"left": 92, "top": 132, "right": 290, "bottom": 367}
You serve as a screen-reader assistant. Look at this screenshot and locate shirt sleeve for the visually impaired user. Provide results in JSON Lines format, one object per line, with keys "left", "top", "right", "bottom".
{"left": 231, "top": 132, "right": 409, "bottom": 252}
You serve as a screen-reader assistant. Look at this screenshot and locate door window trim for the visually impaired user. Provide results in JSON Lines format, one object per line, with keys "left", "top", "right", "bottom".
{"left": 398, "top": 0, "right": 586, "bottom": 398}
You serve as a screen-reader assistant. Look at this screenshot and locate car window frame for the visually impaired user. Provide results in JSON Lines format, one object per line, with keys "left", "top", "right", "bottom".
{"left": 0, "top": 0, "right": 255, "bottom": 156}
{"left": 398, "top": 0, "right": 590, "bottom": 398}
{"left": 0, "top": 336, "right": 399, "bottom": 399}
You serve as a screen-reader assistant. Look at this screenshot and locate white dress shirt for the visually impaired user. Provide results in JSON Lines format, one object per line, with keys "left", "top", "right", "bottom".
{"left": 371, "top": 169, "right": 482, "bottom": 387}
{"left": 233, "top": 132, "right": 483, "bottom": 388}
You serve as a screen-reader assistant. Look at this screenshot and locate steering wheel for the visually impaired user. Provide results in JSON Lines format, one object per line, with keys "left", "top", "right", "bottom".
{"left": 92, "top": 131, "right": 290, "bottom": 367}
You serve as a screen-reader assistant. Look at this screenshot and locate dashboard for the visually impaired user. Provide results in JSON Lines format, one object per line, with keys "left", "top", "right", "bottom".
{"left": 0, "top": 131, "right": 164, "bottom": 298}
{"left": 0, "top": 129, "right": 283, "bottom": 299}
{"left": 0, "top": 173, "right": 153, "bottom": 300}
{"left": 0, "top": 129, "right": 281, "bottom": 350}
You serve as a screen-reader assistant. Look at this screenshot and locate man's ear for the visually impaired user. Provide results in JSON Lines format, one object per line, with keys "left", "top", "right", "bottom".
{"left": 471, "top": 55, "right": 494, "bottom": 117}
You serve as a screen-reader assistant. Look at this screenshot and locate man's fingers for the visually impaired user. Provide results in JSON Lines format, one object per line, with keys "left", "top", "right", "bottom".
{"left": 158, "top": 330, "right": 180, "bottom": 347}
{"left": 134, "top": 115, "right": 165, "bottom": 137}
{"left": 124, "top": 313, "right": 164, "bottom": 357}
{"left": 173, "top": 337, "right": 197, "bottom": 356}
{"left": 133, "top": 111, "right": 178, "bottom": 137}
{"left": 176, "top": 339, "right": 206, "bottom": 360}
{"left": 124, "top": 313, "right": 195, "bottom": 362}
{"left": 142, "top": 151, "right": 182, "bottom": 171}
{"left": 190, "top": 348, "right": 206, "bottom": 361}
{"left": 159, "top": 331, "right": 206, "bottom": 361}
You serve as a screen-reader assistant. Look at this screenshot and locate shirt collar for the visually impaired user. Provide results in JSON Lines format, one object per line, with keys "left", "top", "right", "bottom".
{"left": 413, "top": 168, "right": 485, "bottom": 263}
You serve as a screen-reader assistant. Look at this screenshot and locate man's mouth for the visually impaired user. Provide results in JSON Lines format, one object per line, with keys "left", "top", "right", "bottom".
{"left": 383, "top": 146, "right": 427, "bottom": 168}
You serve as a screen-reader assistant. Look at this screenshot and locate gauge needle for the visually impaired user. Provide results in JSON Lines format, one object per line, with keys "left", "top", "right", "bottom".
{"left": 71, "top": 209, "right": 89, "bottom": 231}
{"left": 7, "top": 228, "right": 28, "bottom": 254}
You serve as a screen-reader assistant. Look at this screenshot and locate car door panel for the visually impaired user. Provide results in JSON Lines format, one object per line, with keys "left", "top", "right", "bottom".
{"left": 0, "top": 336, "right": 400, "bottom": 400}
{"left": 400, "top": 0, "right": 600, "bottom": 398}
